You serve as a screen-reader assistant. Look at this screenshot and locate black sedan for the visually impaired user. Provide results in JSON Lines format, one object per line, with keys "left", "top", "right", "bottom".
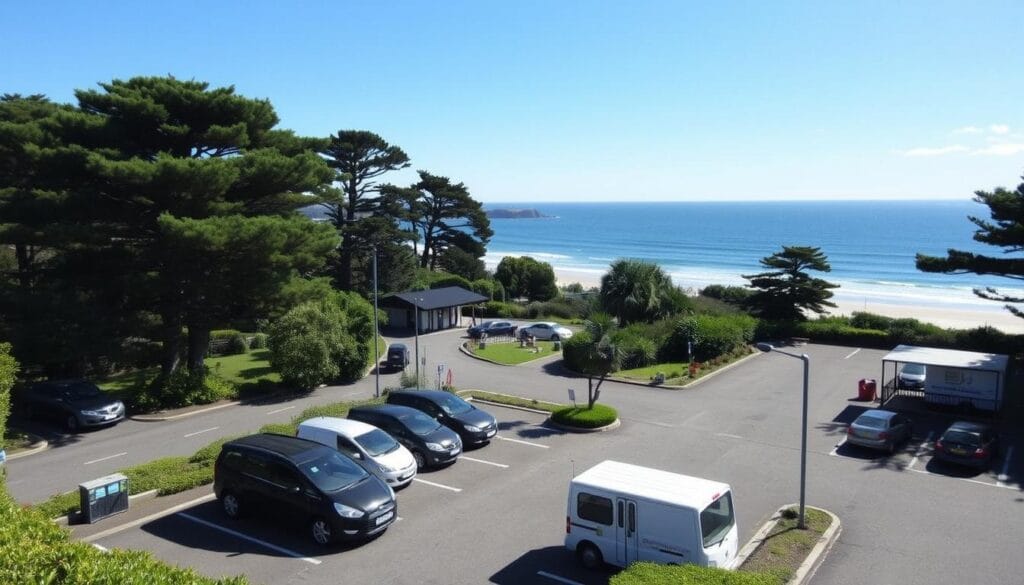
{"left": 467, "top": 320, "right": 518, "bottom": 339}
{"left": 19, "top": 379, "right": 125, "bottom": 432}
{"left": 934, "top": 421, "right": 998, "bottom": 469}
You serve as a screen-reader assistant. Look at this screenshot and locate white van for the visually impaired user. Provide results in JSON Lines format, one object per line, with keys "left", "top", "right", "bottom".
{"left": 297, "top": 417, "right": 417, "bottom": 488}
{"left": 565, "top": 460, "right": 738, "bottom": 570}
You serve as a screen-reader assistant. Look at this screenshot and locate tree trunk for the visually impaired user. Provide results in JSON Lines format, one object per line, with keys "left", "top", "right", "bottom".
{"left": 15, "top": 243, "right": 32, "bottom": 290}
{"left": 159, "top": 314, "right": 183, "bottom": 380}
{"left": 186, "top": 324, "right": 211, "bottom": 375}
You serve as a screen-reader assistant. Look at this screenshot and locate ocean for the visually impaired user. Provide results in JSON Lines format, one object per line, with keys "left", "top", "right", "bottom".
{"left": 481, "top": 200, "right": 1024, "bottom": 313}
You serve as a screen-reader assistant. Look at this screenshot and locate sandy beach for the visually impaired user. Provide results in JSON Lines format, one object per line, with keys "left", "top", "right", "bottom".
{"left": 552, "top": 267, "right": 1024, "bottom": 334}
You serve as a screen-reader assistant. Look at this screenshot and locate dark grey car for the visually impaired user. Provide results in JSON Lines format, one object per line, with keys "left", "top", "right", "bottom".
{"left": 19, "top": 380, "right": 125, "bottom": 431}
{"left": 348, "top": 404, "right": 462, "bottom": 470}
{"left": 934, "top": 421, "right": 998, "bottom": 469}
{"left": 386, "top": 389, "right": 498, "bottom": 446}
{"left": 846, "top": 410, "right": 912, "bottom": 454}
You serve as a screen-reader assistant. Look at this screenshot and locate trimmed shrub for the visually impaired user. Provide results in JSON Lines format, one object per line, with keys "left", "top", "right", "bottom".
{"left": 610, "top": 562, "right": 782, "bottom": 585}
{"left": 550, "top": 404, "right": 618, "bottom": 428}
{"left": 268, "top": 301, "right": 365, "bottom": 390}
{"left": 664, "top": 314, "right": 756, "bottom": 362}
{"left": 225, "top": 332, "right": 249, "bottom": 355}
{"left": 250, "top": 332, "right": 269, "bottom": 349}
{"left": 561, "top": 331, "right": 593, "bottom": 373}
{"left": 2, "top": 484, "right": 248, "bottom": 584}
{"left": 136, "top": 369, "right": 236, "bottom": 411}
{"left": 0, "top": 343, "right": 17, "bottom": 451}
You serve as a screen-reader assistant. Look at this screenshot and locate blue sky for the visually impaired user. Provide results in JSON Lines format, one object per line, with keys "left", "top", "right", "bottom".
{"left": 4, "top": 1, "right": 1023, "bottom": 202}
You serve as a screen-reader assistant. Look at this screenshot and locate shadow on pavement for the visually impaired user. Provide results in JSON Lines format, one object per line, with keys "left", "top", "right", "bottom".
{"left": 489, "top": 545, "right": 615, "bottom": 585}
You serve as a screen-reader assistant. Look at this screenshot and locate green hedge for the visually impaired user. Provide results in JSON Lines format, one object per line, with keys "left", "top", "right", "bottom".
{"left": 550, "top": 404, "right": 618, "bottom": 428}
{"left": 664, "top": 314, "right": 756, "bottom": 362}
{"left": 611, "top": 562, "right": 783, "bottom": 585}
{"left": 0, "top": 343, "right": 17, "bottom": 451}
{"left": 259, "top": 397, "right": 386, "bottom": 436}
{"left": 0, "top": 484, "right": 246, "bottom": 585}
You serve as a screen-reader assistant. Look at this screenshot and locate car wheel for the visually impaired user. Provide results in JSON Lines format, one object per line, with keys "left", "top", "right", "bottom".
{"left": 551, "top": 334, "right": 560, "bottom": 341}
{"left": 310, "top": 517, "right": 334, "bottom": 545}
{"left": 221, "top": 491, "right": 242, "bottom": 519}
{"left": 577, "top": 542, "right": 603, "bottom": 570}
{"left": 412, "top": 450, "right": 427, "bottom": 470}
{"left": 66, "top": 415, "right": 80, "bottom": 432}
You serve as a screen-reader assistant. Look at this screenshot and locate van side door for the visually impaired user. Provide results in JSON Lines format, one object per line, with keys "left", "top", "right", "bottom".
{"left": 615, "top": 498, "right": 639, "bottom": 566}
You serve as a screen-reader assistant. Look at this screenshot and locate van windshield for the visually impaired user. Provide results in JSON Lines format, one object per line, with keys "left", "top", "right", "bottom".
{"left": 297, "top": 450, "right": 368, "bottom": 492}
{"left": 700, "top": 491, "right": 735, "bottom": 548}
{"left": 398, "top": 411, "right": 442, "bottom": 434}
{"left": 355, "top": 429, "right": 400, "bottom": 457}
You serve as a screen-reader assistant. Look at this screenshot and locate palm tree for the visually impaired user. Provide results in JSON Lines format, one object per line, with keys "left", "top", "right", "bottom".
{"left": 599, "top": 259, "right": 676, "bottom": 325}
{"left": 578, "top": 313, "right": 622, "bottom": 408}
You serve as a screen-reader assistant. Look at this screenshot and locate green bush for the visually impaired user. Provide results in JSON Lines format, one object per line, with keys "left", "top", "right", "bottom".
{"left": 477, "top": 301, "right": 527, "bottom": 319}
{"left": 1, "top": 484, "right": 247, "bottom": 585}
{"left": 135, "top": 369, "right": 236, "bottom": 411}
{"left": 225, "top": 332, "right": 249, "bottom": 355}
{"left": 259, "top": 422, "right": 297, "bottom": 435}
{"left": 561, "top": 331, "right": 593, "bottom": 373}
{"left": 249, "top": 332, "right": 269, "bottom": 349}
{"left": 551, "top": 404, "right": 618, "bottom": 428}
{"left": 268, "top": 301, "right": 364, "bottom": 390}
{"left": 0, "top": 343, "right": 18, "bottom": 451}
{"left": 524, "top": 298, "right": 585, "bottom": 320}
{"left": 664, "top": 314, "right": 756, "bottom": 361}
{"left": 429, "top": 274, "right": 473, "bottom": 290}
{"left": 611, "top": 562, "right": 782, "bottom": 585}
{"left": 700, "top": 284, "right": 754, "bottom": 305}
{"left": 849, "top": 311, "right": 894, "bottom": 330}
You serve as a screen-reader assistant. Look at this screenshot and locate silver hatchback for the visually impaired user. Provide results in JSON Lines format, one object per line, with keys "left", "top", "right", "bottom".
{"left": 846, "top": 410, "right": 913, "bottom": 454}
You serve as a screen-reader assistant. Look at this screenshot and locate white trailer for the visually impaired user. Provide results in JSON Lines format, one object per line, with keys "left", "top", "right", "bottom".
{"left": 882, "top": 345, "right": 1008, "bottom": 412}
{"left": 565, "top": 460, "right": 738, "bottom": 570}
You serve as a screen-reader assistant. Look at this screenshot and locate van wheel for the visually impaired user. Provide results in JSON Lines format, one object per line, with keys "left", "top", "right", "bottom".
{"left": 310, "top": 517, "right": 334, "bottom": 545}
{"left": 577, "top": 543, "right": 603, "bottom": 570}
{"left": 221, "top": 491, "right": 242, "bottom": 519}
{"left": 413, "top": 450, "right": 427, "bottom": 470}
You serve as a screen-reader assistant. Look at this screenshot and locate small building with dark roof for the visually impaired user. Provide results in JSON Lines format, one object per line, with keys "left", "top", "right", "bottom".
{"left": 379, "top": 286, "right": 488, "bottom": 333}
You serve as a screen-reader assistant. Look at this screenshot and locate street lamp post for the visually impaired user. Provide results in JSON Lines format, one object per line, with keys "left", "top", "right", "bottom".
{"left": 372, "top": 246, "right": 380, "bottom": 398}
{"left": 414, "top": 298, "right": 422, "bottom": 385}
{"left": 756, "top": 342, "right": 809, "bottom": 529}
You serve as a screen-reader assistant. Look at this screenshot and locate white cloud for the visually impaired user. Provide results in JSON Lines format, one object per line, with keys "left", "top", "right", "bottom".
{"left": 973, "top": 143, "right": 1024, "bottom": 156}
{"left": 990, "top": 124, "right": 1010, "bottom": 135}
{"left": 952, "top": 125, "right": 983, "bottom": 134}
{"left": 901, "top": 145, "right": 969, "bottom": 157}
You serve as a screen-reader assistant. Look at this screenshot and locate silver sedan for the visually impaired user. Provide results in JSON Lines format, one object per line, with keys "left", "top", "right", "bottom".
{"left": 846, "top": 409, "right": 913, "bottom": 454}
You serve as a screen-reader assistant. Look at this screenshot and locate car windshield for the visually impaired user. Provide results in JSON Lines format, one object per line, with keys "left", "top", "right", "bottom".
{"left": 902, "top": 364, "right": 926, "bottom": 376}
{"left": 700, "top": 491, "right": 735, "bottom": 548}
{"left": 399, "top": 411, "right": 442, "bottom": 434}
{"left": 437, "top": 394, "right": 473, "bottom": 416}
{"left": 854, "top": 415, "right": 889, "bottom": 429}
{"left": 943, "top": 430, "right": 981, "bottom": 446}
{"left": 63, "top": 383, "right": 101, "bottom": 400}
{"left": 296, "top": 449, "right": 368, "bottom": 492}
{"left": 355, "top": 429, "right": 400, "bottom": 457}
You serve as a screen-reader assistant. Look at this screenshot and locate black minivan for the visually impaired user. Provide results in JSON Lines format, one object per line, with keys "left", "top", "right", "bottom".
{"left": 347, "top": 404, "right": 462, "bottom": 470}
{"left": 386, "top": 390, "right": 498, "bottom": 446}
{"left": 214, "top": 434, "right": 397, "bottom": 545}
{"left": 385, "top": 343, "right": 410, "bottom": 371}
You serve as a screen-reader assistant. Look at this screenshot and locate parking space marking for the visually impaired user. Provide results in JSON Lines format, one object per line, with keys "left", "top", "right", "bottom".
{"left": 828, "top": 438, "right": 846, "bottom": 456}
{"left": 716, "top": 432, "right": 744, "bottom": 440}
{"left": 537, "top": 571, "right": 585, "bottom": 585}
{"left": 84, "top": 452, "right": 127, "bottom": 465}
{"left": 906, "top": 432, "right": 934, "bottom": 471}
{"left": 997, "top": 445, "right": 1013, "bottom": 487}
{"left": 844, "top": 348, "right": 861, "bottom": 359}
{"left": 496, "top": 435, "right": 549, "bottom": 449}
{"left": 460, "top": 456, "right": 509, "bottom": 468}
{"left": 266, "top": 406, "right": 295, "bottom": 415}
{"left": 178, "top": 512, "right": 322, "bottom": 565}
{"left": 92, "top": 544, "right": 108, "bottom": 553}
{"left": 907, "top": 468, "right": 1016, "bottom": 490}
{"left": 412, "top": 478, "right": 462, "bottom": 492}
{"left": 183, "top": 426, "right": 219, "bottom": 438}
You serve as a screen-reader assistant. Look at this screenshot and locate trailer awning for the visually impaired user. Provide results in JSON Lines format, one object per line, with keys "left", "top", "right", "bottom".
{"left": 882, "top": 344, "right": 1008, "bottom": 372}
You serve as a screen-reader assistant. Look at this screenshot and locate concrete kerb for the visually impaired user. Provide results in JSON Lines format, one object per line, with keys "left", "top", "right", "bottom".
{"left": 53, "top": 489, "right": 161, "bottom": 526}
{"left": 6, "top": 436, "right": 50, "bottom": 460}
{"left": 547, "top": 417, "right": 621, "bottom": 433}
{"left": 603, "top": 349, "right": 763, "bottom": 390}
{"left": 733, "top": 504, "right": 841, "bottom": 584}
{"left": 458, "top": 389, "right": 562, "bottom": 415}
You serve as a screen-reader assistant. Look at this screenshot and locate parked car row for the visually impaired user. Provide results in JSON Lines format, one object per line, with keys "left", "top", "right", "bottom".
{"left": 466, "top": 320, "right": 575, "bottom": 342}
{"left": 847, "top": 409, "right": 1000, "bottom": 469}
{"left": 213, "top": 389, "right": 498, "bottom": 546}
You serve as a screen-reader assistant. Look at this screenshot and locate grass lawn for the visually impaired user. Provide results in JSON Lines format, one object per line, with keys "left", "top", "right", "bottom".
{"left": 738, "top": 506, "right": 833, "bottom": 581}
{"left": 98, "top": 349, "right": 280, "bottom": 395}
{"left": 3, "top": 428, "right": 35, "bottom": 452}
{"left": 617, "top": 362, "right": 689, "bottom": 381}
{"left": 461, "top": 390, "right": 565, "bottom": 413}
{"left": 471, "top": 340, "right": 559, "bottom": 364}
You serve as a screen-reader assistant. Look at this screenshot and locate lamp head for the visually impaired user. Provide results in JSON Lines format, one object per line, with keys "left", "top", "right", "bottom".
{"left": 756, "top": 342, "right": 774, "bottom": 353}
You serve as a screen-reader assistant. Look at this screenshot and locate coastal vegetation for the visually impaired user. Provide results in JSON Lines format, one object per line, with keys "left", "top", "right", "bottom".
{"left": 917, "top": 174, "right": 1024, "bottom": 319}
{"left": 495, "top": 255, "right": 559, "bottom": 301}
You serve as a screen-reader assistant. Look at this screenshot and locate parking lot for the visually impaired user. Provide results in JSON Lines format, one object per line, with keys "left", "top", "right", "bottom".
{"left": 56, "top": 341, "right": 1024, "bottom": 584}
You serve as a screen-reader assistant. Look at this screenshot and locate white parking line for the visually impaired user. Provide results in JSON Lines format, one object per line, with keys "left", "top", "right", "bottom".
{"left": 84, "top": 452, "right": 127, "bottom": 465}
{"left": 844, "top": 348, "right": 861, "bottom": 359}
{"left": 537, "top": 571, "right": 585, "bottom": 585}
{"left": 906, "top": 432, "right": 934, "bottom": 471}
{"left": 997, "top": 445, "right": 1014, "bottom": 487}
{"left": 92, "top": 544, "right": 109, "bottom": 553}
{"left": 266, "top": 406, "right": 295, "bottom": 415}
{"left": 907, "top": 468, "right": 1016, "bottom": 490}
{"left": 716, "top": 433, "right": 744, "bottom": 440}
{"left": 460, "top": 456, "right": 509, "bottom": 468}
{"left": 412, "top": 477, "right": 462, "bottom": 492}
{"left": 829, "top": 438, "right": 846, "bottom": 456}
{"left": 496, "top": 435, "right": 549, "bottom": 449}
{"left": 183, "top": 426, "right": 219, "bottom": 438}
{"left": 178, "top": 512, "right": 321, "bottom": 565}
